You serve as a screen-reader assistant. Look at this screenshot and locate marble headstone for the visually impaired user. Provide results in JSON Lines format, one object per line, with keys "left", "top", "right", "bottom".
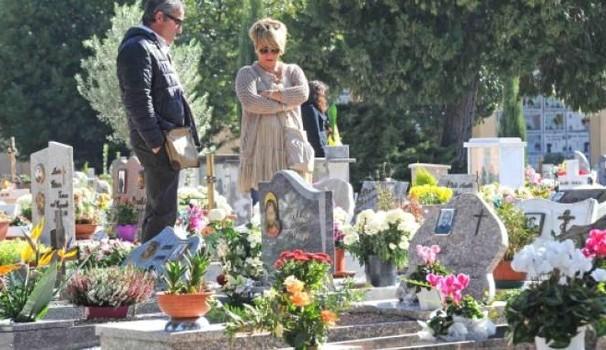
{"left": 354, "top": 180, "right": 409, "bottom": 216}
{"left": 258, "top": 170, "right": 334, "bottom": 271}
{"left": 515, "top": 198, "right": 598, "bottom": 239}
{"left": 314, "top": 177, "right": 354, "bottom": 220}
{"left": 437, "top": 174, "right": 479, "bottom": 195}
{"left": 30, "top": 142, "right": 75, "bottom": 247}
{"left": 124, "top": 227, "right": 202, "bottom": 274}
{"left": 405, "top": 193, "right": 507, "bottom": 300}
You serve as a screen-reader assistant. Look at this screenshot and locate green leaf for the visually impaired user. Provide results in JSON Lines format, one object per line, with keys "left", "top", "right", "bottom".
{"left": 17, "top": 261, "right": 58, "bottom": 321}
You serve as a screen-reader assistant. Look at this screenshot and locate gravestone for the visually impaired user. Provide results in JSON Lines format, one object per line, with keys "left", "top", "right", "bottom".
{"left": 30, "top": 142, "right": 75, "bottom": 247}
{"left": 574, "top": 150, "right": 590, "bottom": 172}
{"left": 124, "top": 227, "right": 202, "bottom": 274}
{"left": 437, "top": 174, "right": 479, "bottom": 195}
{"left": 552, "top": 188, "right": 606, "bottom": 204}
{"left": 404, "top": 193, "right": 507, "bottom": 300}
{"left": 559, "top": 215, "right": 606, "bottom": 247}
{"left": 464, "top": 138, "right": 526, "bottom": 189}
{"left": 558, "top": 159, "right": 593, "bottom": 190}
{"left": 515, "top": 198, "right": 598, "bottom": 239}
{"left": 0, "top": 189, "right": 30, "bottom": 204}
{"left": 258, "top": 170, "right": 334, "bottom": 270}
{"left": 313, "top": 177, "right": 354, "bottom": 220}
{"left": 408, "top": 163, "right": 451, "bottom": 185}
{"left": 354, "top": 180, "right": 409, "bottom": 216}
{"left": 111, "top": 156, "right": 145, "bottom": 205}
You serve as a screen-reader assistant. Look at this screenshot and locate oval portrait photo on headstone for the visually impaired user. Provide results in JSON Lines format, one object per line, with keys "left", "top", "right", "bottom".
{"left": 264, "top": 192, "right": 281, "bottom": 238}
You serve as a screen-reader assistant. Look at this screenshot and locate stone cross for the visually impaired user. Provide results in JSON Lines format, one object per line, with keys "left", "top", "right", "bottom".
{"left": 516, "top": 198, "right": 598, "bottom": 239}
{"left": 557, "top": 210, "right": 576, "bottom": 235}
{"left": 258, "top": 170, "right": 334, "bottom": 272}
{"left": 30, "top": 142, "right": 75, "bottom": 246}
{"left": 404, "top": 193, "right": 507, "bottom": 300}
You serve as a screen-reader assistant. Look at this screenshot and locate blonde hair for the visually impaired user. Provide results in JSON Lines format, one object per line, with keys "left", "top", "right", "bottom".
{"left": 248, "top": 18, "right": 287, "bottom": 53}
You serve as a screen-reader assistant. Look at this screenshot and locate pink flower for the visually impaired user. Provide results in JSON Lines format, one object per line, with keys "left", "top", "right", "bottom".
{"left": 584, "top": 229, "right": 606, "bottom": 258}
{"left": 416, "top": 244, "right": 441, "bottom": 265}
{"left": 426, "top": 273, "right": 441, "bottom": 287}
{"left": 430, "top": 273, "right": 470, "bottom": 305}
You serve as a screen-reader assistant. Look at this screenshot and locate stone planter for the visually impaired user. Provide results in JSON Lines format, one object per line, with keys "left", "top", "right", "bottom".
{"left": 493, "top": 259, "right": 526, "bottom": 289}
{"left": 535, "top": 326, "right": 586, "bottom": 350}
{"left": 416, "top": 288, "right": 442, "bottom": 310}
{"left": 84, "top": 306, "right": 129, "bottom": 320}
{"left": 116, "top": 224, "right": 138, "bottom": 242}
{"left": 75, "top": 224, "right": 97, "bottom": 240}
{"left": 364, "top": 255, "right": 397, "bottom": 287}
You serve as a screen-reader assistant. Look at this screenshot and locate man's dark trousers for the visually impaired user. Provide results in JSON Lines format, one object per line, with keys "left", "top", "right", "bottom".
{"left": 131, "top": 131, "right": 179, "bottom": 242}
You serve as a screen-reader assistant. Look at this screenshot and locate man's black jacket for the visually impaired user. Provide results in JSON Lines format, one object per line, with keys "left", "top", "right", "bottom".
{"left": 117, "top": 27, "right": 199, "bottom": 150}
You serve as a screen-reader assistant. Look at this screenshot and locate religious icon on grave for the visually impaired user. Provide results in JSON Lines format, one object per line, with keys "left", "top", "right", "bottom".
{"left": 35, "top": 192, "right": 45, "bottom": 215}
{"left": 34, "top": 164, "right": 45, "bottom": 184}
{"left": 140, "top": 241, "right": 160, "bottom": 260}
{"left": 118, "top": 169, "right": 127, "bottom": 194}
{"left": 435, "top": 208, "right": 455, "bottom": 235}
{"left": 525, "top": 212, "right": 545, "bottom": 233}
{"left": 264, "top": 192, "right": 281, "bottom": 238}
{"left": 137, "top": 170, "right": 145, "bottom": 189}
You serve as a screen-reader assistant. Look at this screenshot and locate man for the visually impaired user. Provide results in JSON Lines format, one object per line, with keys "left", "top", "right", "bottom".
{"left": 117, "top": 0, "right": 199, "bottom": 242}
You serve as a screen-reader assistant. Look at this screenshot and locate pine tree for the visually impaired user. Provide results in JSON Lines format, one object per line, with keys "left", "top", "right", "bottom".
{"left": 499, "top": 76, "right": 526, "bottom": 141}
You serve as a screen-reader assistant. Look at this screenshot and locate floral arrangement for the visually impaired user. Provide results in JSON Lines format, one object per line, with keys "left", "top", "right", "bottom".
{"left": 406, "top": 245, "right": 450, "bottom": 293}
{"left": 225, "top": 250, "right": 361, "bottom": 350}
{"left": 524, "top": 166, "right": 555, "bottom": 199}
{"left": 496, "top": 202, "right": 538, "bottom": 260}
{"left": 408, "top": 185, "right": 453, "bottom": 205}
{"left": 177, "top": 186, "right": 232, "bottom": 213}
{"left": 418, "top": 273, "right": 496, "bottom": 341}
{"left": 65, "top": 266, "right": 155, "bottom": 307}
{"left": 210, "top": 220, "right": 263, "bottom": 304}
{"left": 74, "top": 187, "right": 107, "bottom": 225}
{"left": 176, "top": 204, "right": 208, "bottom": 236}
{"left": 76, "top": 238, "right": 136, "bottom": 269}
{"left": 16, "top": 194, "right": 32, "bottom": 221}
{"left": 109, "top": 200, "right": 139, "bottom": 225}
{"left": 343, "top": 208, "right": 419, "bottom": 268}
{"left": 505, "top": 234, "right": 606, "bottom": 348}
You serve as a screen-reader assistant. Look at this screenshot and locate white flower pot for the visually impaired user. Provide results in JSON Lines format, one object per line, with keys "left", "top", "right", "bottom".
{"left": 535, "top": 326, "right": 586, "bottom": 350}
{"left": 416, "top": 289, "right": 442, "bottom": 310}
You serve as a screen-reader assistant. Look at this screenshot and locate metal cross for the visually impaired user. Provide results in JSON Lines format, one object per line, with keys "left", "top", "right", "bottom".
{"left": 473, "top": 208, "right": 487, "bottom": 236}
{"left": 558, "top": 209, "right": 576, "bottom": 235}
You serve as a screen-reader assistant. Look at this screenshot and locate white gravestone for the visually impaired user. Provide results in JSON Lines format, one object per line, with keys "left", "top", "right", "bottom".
{"left": 258, "top": 170, "right": 334, "bottom": 272}
{"left": 405, "top": 193, "right": 507, "bottom": 301}
{"left": 313, "top": 177, "right": 354, "bottom": 220}
{"left": 464, "top": 138, "right": 526, "bottom": 189}
{"left": 558, "top": 159, "right": 593, "bottom": 190}
{"left": 30, "top": 142, "right": 75, "bottom": 247}
{"left": 515, "top": 198, "right": 598, "bottom": 239}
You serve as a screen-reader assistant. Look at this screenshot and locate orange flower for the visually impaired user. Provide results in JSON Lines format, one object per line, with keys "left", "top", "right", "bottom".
{"left": 289, "top": 291, "right": 311, "bottom": 307}
{"left": 321, "top": 310, "right": 338, "bottom": 326}
{"left": 201, "top": 226, "right": 215, "bottom": 236}
{"left": 283, "top": 276, "right": 305, "bottom": 294}
{"left": 0, "top": 264, "right": 20, "bottom": 276}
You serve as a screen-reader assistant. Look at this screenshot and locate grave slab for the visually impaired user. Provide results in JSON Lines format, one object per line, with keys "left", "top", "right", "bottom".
{"left": 516, "top": 198, "right": 598, "bottom": 239}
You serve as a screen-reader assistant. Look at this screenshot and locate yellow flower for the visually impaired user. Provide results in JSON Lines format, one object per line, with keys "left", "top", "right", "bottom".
{"left": 20, "top": 221, "right": 44, "bottom": 263}
{"left": 320, "top": 310, "right": 338, "bottom": 326}
{"left": 283, "top": 275, "right": 305, "bottom": 294}
{"left": 289, "top": 291, "right": 311, "bottom": 307}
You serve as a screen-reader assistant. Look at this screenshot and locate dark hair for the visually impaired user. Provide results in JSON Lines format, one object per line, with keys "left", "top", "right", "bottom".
{"left": 142, "top": 0, "right": 184, "bottom": 26}
{"left": 307, "top": 80, "right": 328, "bottom": 110}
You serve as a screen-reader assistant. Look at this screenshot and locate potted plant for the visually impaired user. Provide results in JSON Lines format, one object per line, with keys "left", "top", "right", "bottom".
{"left": 76, "top": 238, "right": 136, "bottom": 269}
{"left": 74, "top": 187, "right": 101, "bottom": 239}
{"left": 225, "top": 250, "right": 361, "bottom": 350}
{"left": 417, "top": 272, "right": 496, "bottom": 342}
{"left": 405, "top": 245, "right": 450, "bottom": 310}
{"left": 110, "top": 200, "right": 139, "bottom": 242}
{"left": 343, "top": 208, "right": 420, "bottom": 287}
{"left": 65, "top": 266, "right": 154, "bottom": 319}
{"left": 505, "top": 232, "right": 606, "bottom": 349}
{"left": 157, "top": 250, "right": 213, "bottom": 329}
{"left": 332, "top": 207, "right": 353, "bottom": 278}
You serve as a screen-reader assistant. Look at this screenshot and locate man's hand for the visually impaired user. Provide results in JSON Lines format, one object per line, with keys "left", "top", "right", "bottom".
{"left": 152, "top": 147, "right": 161, "bottom": 154}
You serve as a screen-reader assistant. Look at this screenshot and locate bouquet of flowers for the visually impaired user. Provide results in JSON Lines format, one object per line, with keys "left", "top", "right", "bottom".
{"left": 418, "top": 273, "right": 496, "bottom": 341}
{"left": 225, "top": 250, "right": 361, "bottom": 350}
{"left": 506, "top": 234, "right": 606, "bottom": 348}
{"left": 176, "top": 204, "right": 208, "bottom": 236}
{"left": 406, "top": 245, "right": 450, "bottom": 293}
{"left": 77, "top": 238, "right": 136, "bottom": 269}
{"left": 343, "top": 208, "right": 419, "bottom": 268}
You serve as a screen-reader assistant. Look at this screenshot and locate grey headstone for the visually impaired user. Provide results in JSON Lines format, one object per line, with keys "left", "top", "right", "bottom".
{"left": 516, "top": 198, "right": 598, "bottom": 239}
{"left": 552, "top": 189, "right": 606, "bottom": 204}
{"left": 599, "top": 155, "right": 606, "bottom": 186}
{"left": 404, "top": 193, "right": 507, "bottom": 300}
{"left": 30, "top": 142, "right": 75, "bottom": 247}
{"left": 354, "top": 180, "right": 409, "bottom": 216}
{"left": 437, "top": 174, "right": 479, "bottom": 195}
{"left": 124, "top": 227, "right": 202, "bottom": 274}
{"left": 258, "top": 170, "right": 334, "bottom": 271}
{"left": 314, "top": 177, "right": 354, "bottom": 220}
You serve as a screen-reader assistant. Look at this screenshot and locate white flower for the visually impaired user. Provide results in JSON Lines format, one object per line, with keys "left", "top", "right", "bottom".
{"left": 355, "top": 209, "right": 375, "bottom": 228}
{"left": 245, "top": 257, "right": 263, "bottom": 268}
{"left": 592, "top": 269, "right": 606, "bottom": 282}
{"left": 398, "top": 219, "right": 420, "bottom": 235}
{"left": 389, "top": 243, "right": 397, "bottom": 250}
{"left": 216, "top": 239, "right": 229, "bottom": 258}
{"left": 333, "top": 207, "right": 350, "bottom": 226}
{"left": 208, "top": 208, "right": 227, "bottom": 222}
{"left": 247, "top": 229, "right": 262, "bottom": 247}
{"left": 399, "top": 240, "right": 409, "bottom": 250}
{"left": 343, "top": 227, "right": 359, "bottom": 246}
{"left": 386, "top": 208, "right": 406, "bottom": 225}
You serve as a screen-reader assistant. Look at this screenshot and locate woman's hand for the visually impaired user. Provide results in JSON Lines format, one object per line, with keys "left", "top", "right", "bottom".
{"left": 261, "top": 90, "right": 282, "bottom": 101}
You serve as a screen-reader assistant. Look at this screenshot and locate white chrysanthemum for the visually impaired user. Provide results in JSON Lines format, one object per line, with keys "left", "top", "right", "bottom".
{"left": 399, "top": 240, "right": 409, "bottom": 250}
{"left": 333, "top": 207, "right": 351, "bottom": 226}
{"left": 365, "top": 211, "right": 387, "bottom": 235}
{"left": 342, "top": 226, "right": 359, "bottom": 245}
{"left": 355, "top": 209, "right": 376, "bottom": 228}
{"left": 247, "top": 229, "right": 262, "bottom": 247}
{"left": 208, "top": 208, "right": 227, "bottom": 222}
{"left": 398, "top": 219, "right": 420, "bottom": 235}
{"left": 389, "top": 243, "right": 397, "bottom": 250}
{"left": 245, "top": 257, "right": 263, "bottom": 268}
{"left": 386, "top": 208, "right": 406, "bottom": 225}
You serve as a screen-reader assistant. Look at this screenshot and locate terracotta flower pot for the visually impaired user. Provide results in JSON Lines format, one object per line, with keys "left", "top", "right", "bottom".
{"left": 75, "top": 223, "right": 97, "bottom": 240}
{"left": 493, "top": 259, "right": 526, "bottom": 289}
{"left": 84, "top": 305, "right": 129, "bottom": 320}
{"left": 157, "top": 291, "right": 213, "bottom": 320}
{"left": 0, "top": 221, "right": 9, "bottom": 241}
{"left": 333, "top": 248, "right": 355, "bottom": 278}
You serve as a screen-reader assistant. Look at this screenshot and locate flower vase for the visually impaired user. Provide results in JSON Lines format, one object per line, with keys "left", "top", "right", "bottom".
{"left": 364, "top": 255, "right": 397, "bottom": 287}
{"left": 333, "top": 248, "right": 355, "bottom": 278}
{"left": 493, "top": 259, "right": 526, "bottom": 289}
{"left": 416, "top": 288, "right": 442, "bottom": 310}
{"left": 116, "top": 224, "right": 138, "bottom": 242}
{"left": 75, "top": 223, "right": 97, "bottom": 240}
{"left": 535, "top": 326, "right": 586, "bottom": 350}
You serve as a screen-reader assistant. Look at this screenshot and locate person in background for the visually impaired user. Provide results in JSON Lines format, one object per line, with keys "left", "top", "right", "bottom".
{"left": 301, "top": 80, "right": 329, "bottom": 158}
{"left": 235, "top": 18, "right": 310, "bottom": 205}
{"left": 117, "top": 0, "right": 199, "bottom": 242}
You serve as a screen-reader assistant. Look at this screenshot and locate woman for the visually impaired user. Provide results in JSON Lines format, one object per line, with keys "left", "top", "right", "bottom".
{"left": 235, "top": 18, "right": 311, "bottom": 199}
{"left": 301, "top": 80, "right": 329, "bottom": 157}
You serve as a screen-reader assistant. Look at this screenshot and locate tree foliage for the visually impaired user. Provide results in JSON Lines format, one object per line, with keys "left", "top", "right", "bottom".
{"left": 76, "top": 1, "right": 212, "bottom": 147}
{"left": 499, "top": 76, "right": 526, "bottom": 140}
{"left": 0, "top": 0, "right": 134, "bottom": 166}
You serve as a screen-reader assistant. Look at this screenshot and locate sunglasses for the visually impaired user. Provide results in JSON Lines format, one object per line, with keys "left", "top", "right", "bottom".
{"left": 163, "top": 12, "right": 184, "bottom": 27}
{"left": 258, "top": 47, "right": 280, "bottom": 55}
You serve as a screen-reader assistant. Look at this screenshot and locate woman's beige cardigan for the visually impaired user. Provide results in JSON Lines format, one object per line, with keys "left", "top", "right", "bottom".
{"left": 235, "top": 62, "right": 309, "bottom": 193}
